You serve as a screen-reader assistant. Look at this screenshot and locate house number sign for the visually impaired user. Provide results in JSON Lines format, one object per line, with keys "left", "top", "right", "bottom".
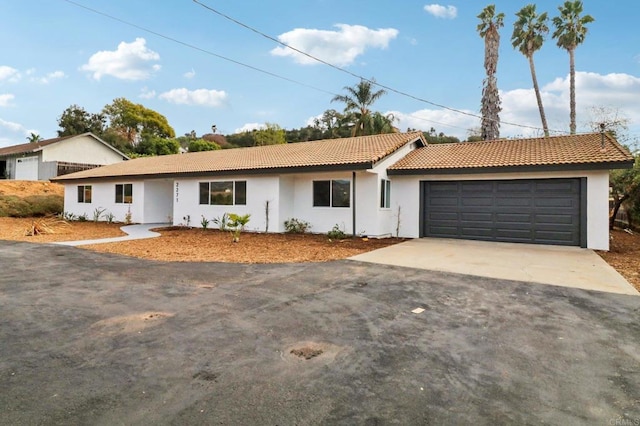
{"left": 175, "top": 182, "right": 179, "bottom": 203}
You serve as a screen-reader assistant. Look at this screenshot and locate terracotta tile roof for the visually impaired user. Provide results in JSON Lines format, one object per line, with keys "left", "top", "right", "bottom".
{"left": 53, "top": 132, "right": 426, "bottom": 181}
{"left": 388, "top": 133, "right": 634, "bottom": 174}
{"left": 0, "top": 135, "right": 75, "bottom": 156}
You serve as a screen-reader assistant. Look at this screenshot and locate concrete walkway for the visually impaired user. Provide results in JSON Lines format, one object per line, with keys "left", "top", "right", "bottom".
{"left": 351, "top": 238, "right": 639, "bottom": 296}
{"left": 54, "top": 223, "right": 168, "bottom": 247}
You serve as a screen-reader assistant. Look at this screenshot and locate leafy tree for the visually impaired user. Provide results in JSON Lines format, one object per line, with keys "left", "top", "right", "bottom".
{"left": 253, "top": 123, "right": 286, "bottom": 146}
{"left": 102, "top": 98, "right": 175, "bottom": 145}
{"left": 188, "top": 139, "right": 221, "bottom": 152}
{"left": 422, "top": 127, "right": 461, "bottom": 144}
{"left": 57, "top": 104, "right": 105, "bottom": 137}
{"left": 552, "top": 0, "right": 594, "bottom": 134}
{"left": 369, "top": 112, "right": 397, "bottom": 135}
{"left": 26, "top": 132, "right": 43, "bottom": 143}
{"left": 610, "top": 156, "right": 640, "bottom": 230}
{"left": 477, "top": 4, "right": 504, "bottom": 141}
{"left": 331, "top": 78, "right": 387, "bottom": 136}
{"left": 135, "top": 137, "right": 180, "bottom": 156}
{"left": 512, "top": 4, "right": 550, "bottom": 136}
{"left": 226, "top": 132, "right": 255, "bottom": 148}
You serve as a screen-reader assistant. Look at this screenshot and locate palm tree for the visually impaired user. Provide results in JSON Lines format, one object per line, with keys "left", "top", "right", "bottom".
{"left": 552, "top": 0, "right": 594, "bottom": 134}
{"left": 368, "top": 112, "right": 398, "bottom": 135}
{"left": 512, "top": 4, "right": 550, "bottom": 136}
{"left": 477, "top": 4, "right": 505, "bottom": 141}
{"left": 331, "top": 79, "right": 387, "bottom": 137}
{"left": 26, "top": 132, "right": 43, "bottom": 143}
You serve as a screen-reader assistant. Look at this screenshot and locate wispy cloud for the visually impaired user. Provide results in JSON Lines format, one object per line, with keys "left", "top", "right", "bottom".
{"left": 424, "top": 4, "right": 457, "bottom": 19}
{"left": 0, "top": 66, "right": 21, "bottom": 83}
{"left": 0, "top": 94, "right": 15, "bottom": 107}
{"left": 184, "top": 69, "right": 196, "bottom": 79}
{"left": 271, "top": 24, "right": 398, "bottom": 66}
{"left": 159, "top": 88, "right": 227, "bottom": 107}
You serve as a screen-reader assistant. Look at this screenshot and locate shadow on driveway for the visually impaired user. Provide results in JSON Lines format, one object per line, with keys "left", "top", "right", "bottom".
{"left": 1, "top": 241, "right": 638, "bottom": 425}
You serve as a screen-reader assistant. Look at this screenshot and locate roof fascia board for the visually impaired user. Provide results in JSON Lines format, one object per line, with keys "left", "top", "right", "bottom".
{"left": 387, "top": 160, "right": 635, "bottom": 176}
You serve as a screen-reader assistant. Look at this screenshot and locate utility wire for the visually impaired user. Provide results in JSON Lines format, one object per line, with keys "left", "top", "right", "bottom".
{"left": 61, "top": 0, "right": 336, "bottom": 96}
{"left": 193, "top": 0, "right": 569, "bottom": 135}
{"left": 60, "top": 0, "right": 477, "bottom": 134}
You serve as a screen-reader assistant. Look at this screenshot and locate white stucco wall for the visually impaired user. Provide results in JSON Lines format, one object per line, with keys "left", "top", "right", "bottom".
{"left": 63, "top": 180, "right": 144, "bottom": 223}
{"left": 173, "top": 175, "right": 280, "bottom": 232}
{"left": 42, "top": 135, "right": 125, "bottom": 165}
{"left": 391, "top": 170, "right": 610, "bottom": 250}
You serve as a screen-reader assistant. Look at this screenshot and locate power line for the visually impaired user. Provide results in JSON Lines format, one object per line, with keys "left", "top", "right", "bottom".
{"left": 192, "top": 0, "right": 569, "bottom": 135}
{"left": 60, "top": 0, "right": 477, "bottom": 134}
{"left": 61, "top": 0, "right": 336, "bottom": 97}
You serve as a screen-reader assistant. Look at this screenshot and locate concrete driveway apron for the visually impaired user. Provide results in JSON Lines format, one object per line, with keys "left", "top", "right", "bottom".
{"left": 350, "top": 238, "right": 638, "bottom": 296}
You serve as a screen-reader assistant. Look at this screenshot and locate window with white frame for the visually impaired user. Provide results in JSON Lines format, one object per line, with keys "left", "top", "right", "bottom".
{"left": 380, "top": 179, "right": 391, "bottom": 208}
{"left": 313, "top": 179, "right": 350, "bottom": 207}
{"left": 77, "top": 185, "right": 92, "bottom": 203}
{"left": 115, "top": 183, "right": 133, "bottom": 204}
{"left": 199, "top": 181, "right": 247, "bottom": 205}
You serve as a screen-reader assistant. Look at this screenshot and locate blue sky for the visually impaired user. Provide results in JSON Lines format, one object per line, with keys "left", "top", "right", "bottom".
{"left": 1, "top": 0, "right": 639, "bottom": 148}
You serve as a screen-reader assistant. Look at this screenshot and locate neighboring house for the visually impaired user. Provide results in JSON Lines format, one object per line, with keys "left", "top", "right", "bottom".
{"left": 52, "top": 132, "right": 634, "bottom": 250}
{"left": 0, "top": 133, "right": 129, "bottom": 181}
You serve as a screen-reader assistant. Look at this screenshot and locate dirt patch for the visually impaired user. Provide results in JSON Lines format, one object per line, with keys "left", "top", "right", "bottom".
{"left": 90, "top": 311, "right": 174, "bottom": 335}
{"left": 0, "top": 217, "right": 125, "bottom": 242}
{"left": 81, "top": 228, "right": 405, "bottom": 263}
{"left": 0, "top": 180, "right": 64, "bottom": 197}
{"left": 291, "top": 347, "right": 324, "bottom": 360}
{"left": 597, "top": 229, "right": 640, "bottom": 291}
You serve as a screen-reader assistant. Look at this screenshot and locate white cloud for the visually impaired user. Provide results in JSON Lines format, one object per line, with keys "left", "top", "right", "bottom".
{"left": 139, "top": 87, "right": 156, "bottom": 99}
{"left": 424, "top": 4, "right": 457, "bottom": 19}
{"left": 184, "top": 69, "right": 196, "bottom": 79}
{"left": 0, "top": 117, "right": 24, "bottom": 132}
{"left": 0, "top": 66, "right": 21, "bottom": 83}
{"left": 158, "top": 88, "right": 227, "bottom": 107}
{"left": 80, "top": 38, "right": 161, "bottom": 81}
{"left": 0, "top": 94, "right": 15, "bottom": 107}
{"left": 387, "top": 71, "right": 640, "bottom": 140}
{"left": 271, "top": 24, "right": 399, "bottom": 66}
{"left": 234, "top": 123, "right": 266, "bottom": 133}
{"left": 33, "top": 70, "right": 65, "bottom": 84}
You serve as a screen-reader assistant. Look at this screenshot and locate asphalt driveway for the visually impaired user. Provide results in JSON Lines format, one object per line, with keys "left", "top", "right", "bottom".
{"left": 1, "top": 240, "right": 639, "bottom": 425}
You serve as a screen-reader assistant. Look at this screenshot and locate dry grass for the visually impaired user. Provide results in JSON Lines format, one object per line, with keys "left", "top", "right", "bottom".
{"left": 0, "top": 217, "right": 125, "bottom": 242}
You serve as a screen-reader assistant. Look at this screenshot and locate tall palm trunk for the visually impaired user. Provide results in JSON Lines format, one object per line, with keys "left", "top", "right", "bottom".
{"left": 528, "top": 55, "right": 549, "bottom": 136}
{"left": 568, "top": 48, "right": 576, "bottom": 134}
{"left": 481, "top": 28, "right": 501, "bottom": 140}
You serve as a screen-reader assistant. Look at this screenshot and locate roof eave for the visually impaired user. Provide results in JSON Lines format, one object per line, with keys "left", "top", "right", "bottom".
{"left": 52, "top": 161, "right": 375, "bottom": 183}
{"left": 387, "top": 160, "right": 635, "bottom": 176}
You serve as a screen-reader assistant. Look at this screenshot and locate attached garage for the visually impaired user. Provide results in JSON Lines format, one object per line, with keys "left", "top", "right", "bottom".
{"left": 388, "top": 133, "right": 636, "bottom": 251}
{"left": 421, "top": 178, "right": 585, "bottom": 247}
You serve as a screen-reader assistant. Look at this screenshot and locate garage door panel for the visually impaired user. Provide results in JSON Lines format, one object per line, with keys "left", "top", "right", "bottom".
{"left": 461, "top": 198, "right": 494, "bottom": 207}
{"left": 423, "top": 179, "right": 581, "bottom": 246}
{"left": 495, "top": 213, "right": 532, "bottom": 223}
{"left": 497, "top": 182, "right": 532, "bottom": 192}
{"left": 496, "top": 197, "right": 533, "bottom": 207}
{"left": 461, "top": 212, "right": 493, "bottom": 222}
{"left": 461, "top": 182, "right": 494, "bottom": 192}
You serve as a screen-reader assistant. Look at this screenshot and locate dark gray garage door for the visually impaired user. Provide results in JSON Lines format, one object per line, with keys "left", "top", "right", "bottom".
{"left": 422, "top": 179, "right": 584, "bottom": 246}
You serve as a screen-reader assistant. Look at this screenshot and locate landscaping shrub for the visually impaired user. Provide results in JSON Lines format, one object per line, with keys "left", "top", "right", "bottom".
{"left": 284, "top": 218, "right": 311, "bottom": 234}
{"left": 327, "top": 224, "right": 347, "bottom": 240}
{"left": 0, "top": 194, "right": 63, "bottom": 217}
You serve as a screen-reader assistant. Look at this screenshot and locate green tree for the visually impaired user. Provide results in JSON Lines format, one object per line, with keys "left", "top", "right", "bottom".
{"left": 369, "top": 112, "right": 397, "bottom": 135}
{"left": 423, "top": 127, "right": 461, "bottom": 144}
{"left": 135, "top": 137, "right": 180, "bottom": 156}
{"left": 188, "top": 139, "right": 221, "bottom": 152}
{"left": 57, "top": 104, "right": 106, "bottom": 137}
{"left": 253, "top": 123, "right": 286, "bottom": 146}
{"left": 26, "top": 132, "right": 43, "bottom": 143}
{"left": 102, "top": 98, "right": 175, "bottom": 145}
{"left": 512, "top": 4, "right": 550, "bottom": 136}
{"left": 552, "top": 0, "right": 594, "bottom": 134}
{"left": 331, "top": 78, "right": 387, "bottom": 136}
{"left": 477, "top": 4, "right": 505, "bottom": 141}
{"left": 610, "top": 156, "right": 640, "bottom": 230}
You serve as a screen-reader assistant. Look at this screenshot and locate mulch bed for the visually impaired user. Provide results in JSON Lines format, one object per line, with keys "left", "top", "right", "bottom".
{"left": 597, "top": 229, "right": 640, "bottom": 291}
